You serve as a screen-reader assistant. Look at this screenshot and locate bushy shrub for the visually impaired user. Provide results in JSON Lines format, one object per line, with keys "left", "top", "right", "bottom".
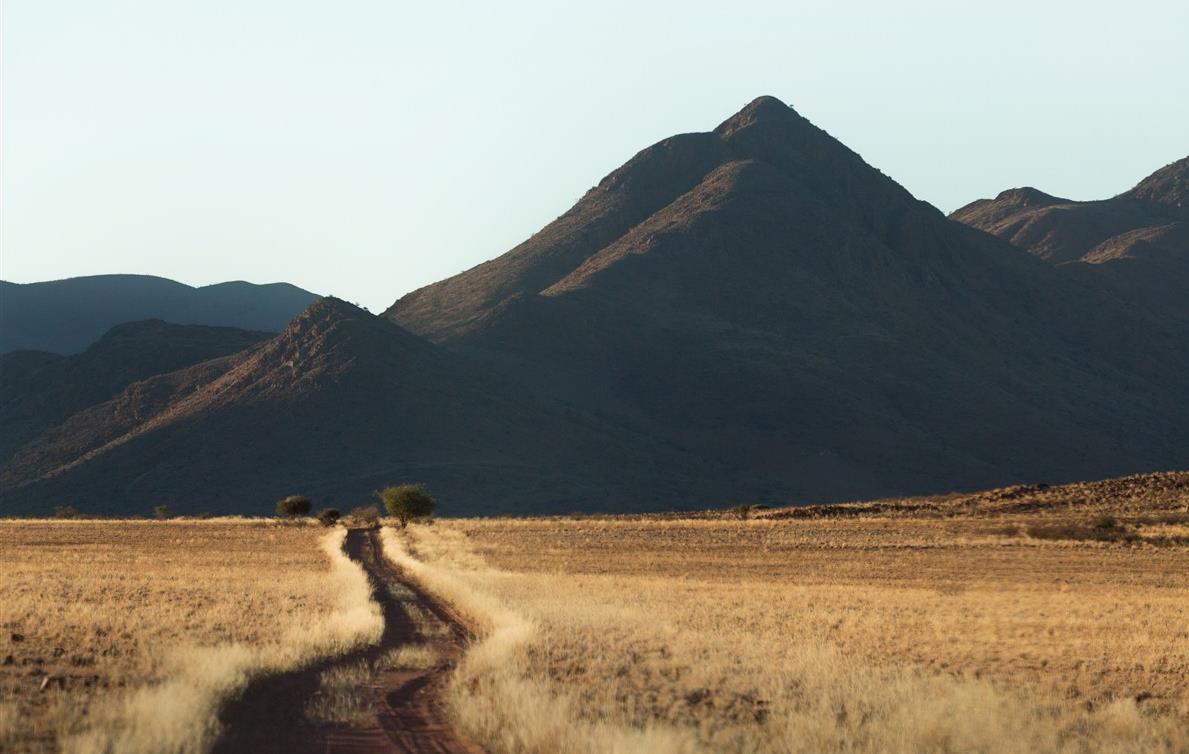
{"left": 343, "top": 506, "right": 381, "bottom": 528}
{"left": 316, "top": 508, "right": 341, "bottom": 527}
{"left": 153, "top": 505, "right": 172, "bottom": 520}
{"left": 376, "top": 484, "right": 436, "bottom": 528}
{"left": 276, "top": 495, "right": 312, "bottom": 518}
{"left": 53, "top": 505, "right": 81, "bottom": 519}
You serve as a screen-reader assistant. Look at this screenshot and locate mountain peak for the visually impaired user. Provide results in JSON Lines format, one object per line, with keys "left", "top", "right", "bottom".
{"left": 292, "top": 296, "right": 371, "bottom": 325}
{"left": 740, "top": 94, "right": 793, "bottom": 114}
{"left": 272, "top": 296, "right": 436, "bottom": 379}
{"left": 280, "top": 297, "right": 406, "bottom": 353}
{"left": 714, "top": 95, "right": 798, "bottom": 137}
{"left": 993, "top": 187, "right": 1063, "bottom": 208}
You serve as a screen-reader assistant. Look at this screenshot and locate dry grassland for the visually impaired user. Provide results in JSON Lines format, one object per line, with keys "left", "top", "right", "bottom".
{"left": 2, "top": 474, "right": 1185, "bottom": 754}
{"left": 0, "top": 519, "right": 381, "bottom": 754}
{"left": 383, "top": 477, "right": 1189, "bottom": 754}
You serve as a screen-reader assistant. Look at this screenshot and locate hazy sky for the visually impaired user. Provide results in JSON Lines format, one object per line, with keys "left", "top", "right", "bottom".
{"left": 4, "top": 1, "right": 1187, "bottom": 312}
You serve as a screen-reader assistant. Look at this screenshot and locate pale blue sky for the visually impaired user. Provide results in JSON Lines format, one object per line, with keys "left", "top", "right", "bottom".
{"left": 4, "top": 0, "right": 1187, "bottom": 311}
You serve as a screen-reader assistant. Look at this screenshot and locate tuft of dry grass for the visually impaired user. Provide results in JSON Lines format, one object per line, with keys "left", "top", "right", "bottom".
{"left": 0, "top": 519, "right": 381, "bottom": 754}
{"left": 304, "top": 661, "right": 377, "bottom": 725}
{"left": 385, "top": 513, "right": 1189, "bottom": 754}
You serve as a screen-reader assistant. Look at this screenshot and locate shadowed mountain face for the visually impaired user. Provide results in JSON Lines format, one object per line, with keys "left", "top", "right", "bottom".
{"left": 388, "top": 96, "right": 946, "bottom": 341}
{"left": 0, "top": 299, "right": 720, "bottom": 516}
{"left": 386, "top": 97, "right": 1189, "bottom": 502}
{"left": 950, "top": 157, "right": 1189, "bottom": 321}
{"left": 0, "top": 274, "right": 319, "bottom": 354}
{"left": 0, "top": 321, "right": 272, "bottom": 465}
{"left": 3, "top": 98, "right": 1188, "bottom": 516}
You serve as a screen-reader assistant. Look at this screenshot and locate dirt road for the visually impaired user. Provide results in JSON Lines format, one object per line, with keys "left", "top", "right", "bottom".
{"left": 211, "top": 528, "right": 484, "bottom": 754}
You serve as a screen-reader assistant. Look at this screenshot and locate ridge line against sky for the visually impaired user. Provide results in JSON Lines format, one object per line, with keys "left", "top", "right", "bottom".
{"left": 3, "top": 0, "right": 1187, "bottom": 312}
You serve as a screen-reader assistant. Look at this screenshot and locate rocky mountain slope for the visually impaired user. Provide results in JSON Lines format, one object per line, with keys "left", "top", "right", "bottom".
{"left": 0, "top": 299, "right": 715, "bottom": 515}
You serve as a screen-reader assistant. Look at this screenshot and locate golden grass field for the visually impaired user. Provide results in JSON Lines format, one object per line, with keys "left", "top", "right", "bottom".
{"left": 0, "top": 519, "right": 380, "bottom": 754}
{"left": 384, "top": 474, "right": 1189, "bottom": 754}
{"left": 2, "top": 473, "right": 1188, "bottom": 754}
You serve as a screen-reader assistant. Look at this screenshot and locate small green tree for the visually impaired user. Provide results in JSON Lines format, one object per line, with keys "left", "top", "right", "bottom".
{"left": 316, "top": 508, "right": 341, "bottom": 527}
{"left": 153, "top": 504, "right": 172, "bottom": 520}
{"left": 377, "top": 484, "right": 436, "bottom": 528}
{"left": 275, "top": 495, "right": 312, "bottom": 518}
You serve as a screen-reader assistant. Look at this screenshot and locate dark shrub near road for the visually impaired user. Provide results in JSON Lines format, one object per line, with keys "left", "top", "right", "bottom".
{"left": 276, "top": 495, "right": 312, "bottom": 518}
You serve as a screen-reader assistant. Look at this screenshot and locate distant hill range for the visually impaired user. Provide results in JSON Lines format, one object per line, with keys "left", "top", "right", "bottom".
{"left": 951, "top": 157, "right": 1188, "bottom": 321}
{"left": 1, "top": 98, "right": 1186, "bottom": 516}
{"left": 0, "top": 274, "right": 319, "bottom": 353}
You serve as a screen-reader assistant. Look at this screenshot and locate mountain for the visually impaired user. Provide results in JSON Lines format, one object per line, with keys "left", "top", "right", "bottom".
{"left": 0, "top": 320, "right": 272, "bottom": 464}
{"left": 387, "top": 96, "right": 1189, "bottom": 502}
{"left": 950, "top": 157, "right": 1189, "bottom": 320}
{"left": 0, "top": 299, "right": 715, "bottom": 516}
{"left": 0, "top": 274, "right": 319, "bottom": 353}
{"left": 4, "top": 98, "right": 1188, "bottom": 516}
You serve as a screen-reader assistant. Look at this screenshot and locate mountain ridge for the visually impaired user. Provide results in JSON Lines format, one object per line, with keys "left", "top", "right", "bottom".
{"left": 1, "top": 298, "right": 726, "bottom": 515}
{"left": 0, "top": 274, "right": 319, "bottom": 354}
{"left": 3, "top": 99, "right": 1188, "bottom": 515}
{"left": 950, "top": 154, "right": 1189, "bottom": 321}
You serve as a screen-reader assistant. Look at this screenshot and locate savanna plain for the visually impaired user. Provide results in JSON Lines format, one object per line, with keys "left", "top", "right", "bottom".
{"left": 3, "top": 473, "right": 1189, "bottom": 754}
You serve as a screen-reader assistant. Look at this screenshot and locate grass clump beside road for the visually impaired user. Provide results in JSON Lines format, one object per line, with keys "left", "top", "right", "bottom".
{"left": 304, "top": 662, "right": 377, "bottom": 726}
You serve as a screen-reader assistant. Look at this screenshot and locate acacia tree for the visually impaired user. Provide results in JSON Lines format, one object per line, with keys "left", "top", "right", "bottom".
{"left": 276, "top": 495, "right": 312, "bottom": 518}
{"left": 377, "top": 484, "right": 436, "bottom": 528}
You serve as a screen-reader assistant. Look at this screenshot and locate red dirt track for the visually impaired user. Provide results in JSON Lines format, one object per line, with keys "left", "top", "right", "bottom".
{"left": 210, "top": 528, "right": 484, "bottom": 754}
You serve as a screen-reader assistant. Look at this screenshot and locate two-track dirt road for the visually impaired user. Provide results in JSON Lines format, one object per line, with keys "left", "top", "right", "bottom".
{"left": 211, "top": 528, "right": 484, "bottom": 754}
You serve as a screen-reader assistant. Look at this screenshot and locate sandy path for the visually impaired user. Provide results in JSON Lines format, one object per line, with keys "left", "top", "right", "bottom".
{"left": 211, "top": 528, "right": 485, "bottom": 754}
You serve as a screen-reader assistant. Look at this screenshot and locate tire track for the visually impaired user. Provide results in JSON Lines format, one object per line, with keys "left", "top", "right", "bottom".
{"left": 211, "top": 528, "right": 484, "bottom": 754}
